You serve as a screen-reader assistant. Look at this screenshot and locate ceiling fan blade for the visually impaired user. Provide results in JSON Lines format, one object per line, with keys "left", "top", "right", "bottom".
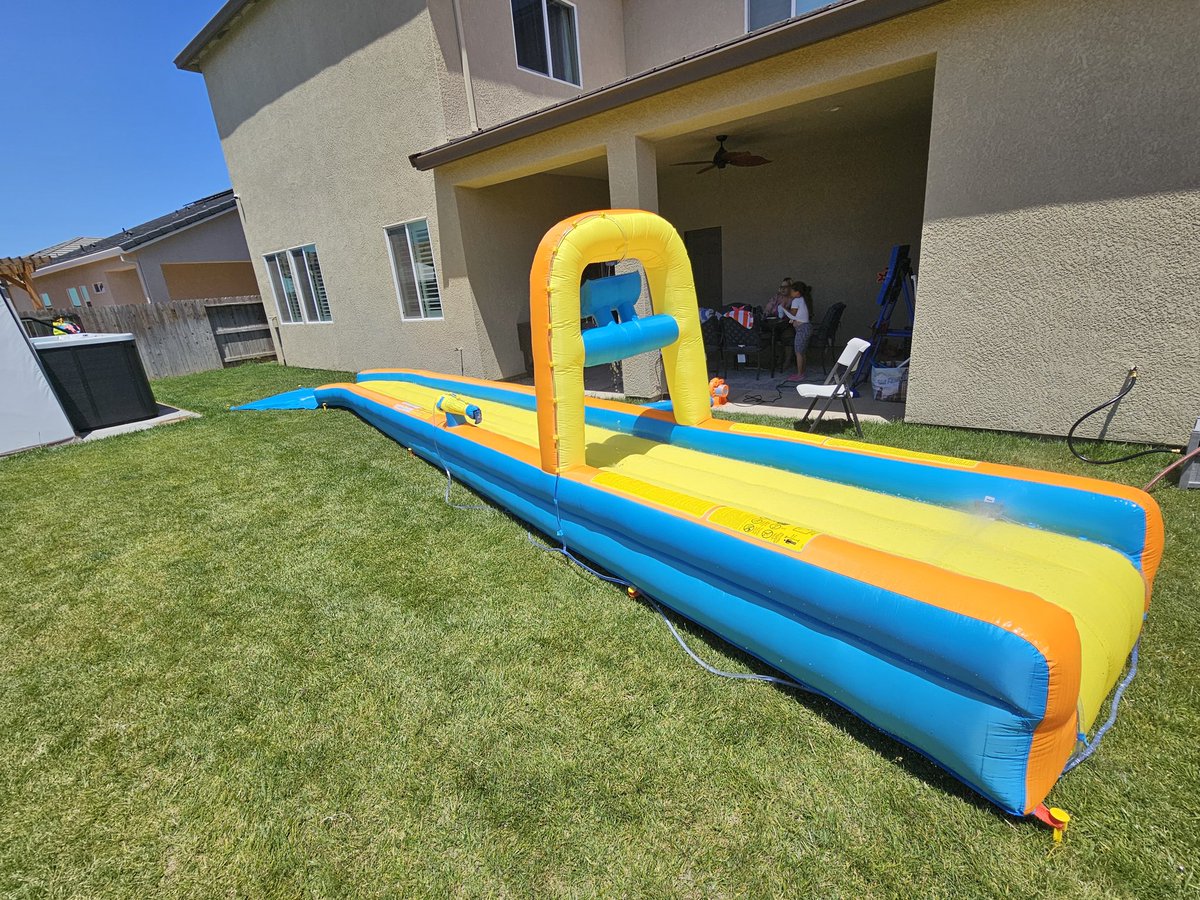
{"left": 725, "top": 152, "right": 771, "bottom": 167}
{"left": 671, "top": 160, "right": 715, "bottom": 166}
{"left": 695, "top": 164, "right": 717, "bottom": 175}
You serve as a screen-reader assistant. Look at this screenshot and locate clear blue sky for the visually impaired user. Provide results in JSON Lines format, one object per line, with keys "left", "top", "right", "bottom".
{"left": 1, "top": 1, "right": 229, "bottom": 256}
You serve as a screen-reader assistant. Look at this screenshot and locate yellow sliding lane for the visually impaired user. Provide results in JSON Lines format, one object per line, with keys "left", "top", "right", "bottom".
{"left": 367, "top": 380, "right": 1143, "bottom": 728}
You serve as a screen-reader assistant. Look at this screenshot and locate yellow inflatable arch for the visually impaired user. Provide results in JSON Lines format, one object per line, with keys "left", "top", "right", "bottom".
{"left": 528, "top": 209, "right": 712, "bottom": 474}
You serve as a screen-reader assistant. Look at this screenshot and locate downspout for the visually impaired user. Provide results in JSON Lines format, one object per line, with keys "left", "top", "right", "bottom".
{"left": 128, "top": 255, "right": 153, "bottom": 303}
{"left": 233, "top": 192, "right": 287, "bottom": 367}
{"left": 449, "top": 0, "right": 479, "bottom": 131}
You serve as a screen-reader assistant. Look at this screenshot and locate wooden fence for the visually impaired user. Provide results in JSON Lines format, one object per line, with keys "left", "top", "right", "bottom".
{"left": 33, "top": 296, "right": 277, "bottom": 379}
{"left": 206, "top": 300, "right": 277, "bottom": 368}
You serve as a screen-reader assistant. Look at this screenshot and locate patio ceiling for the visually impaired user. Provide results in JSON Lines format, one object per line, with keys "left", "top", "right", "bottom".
{"left": 544, "top": 67, "right": 934, "bottom": 182}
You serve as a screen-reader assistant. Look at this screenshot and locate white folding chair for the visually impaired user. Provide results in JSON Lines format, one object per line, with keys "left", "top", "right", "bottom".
{"left": 796, "top": 337, "right": 872, "bottom": 436}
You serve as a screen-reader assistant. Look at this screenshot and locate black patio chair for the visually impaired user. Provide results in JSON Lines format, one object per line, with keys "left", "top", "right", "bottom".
{"left": 700, "top": 313, "right": 722, "bottom": 373}
{"left": 808, "top": 302, "right": 846, "bottom": 376}
{"left": 720, "top": 314, "right": 766, "bottom": 380}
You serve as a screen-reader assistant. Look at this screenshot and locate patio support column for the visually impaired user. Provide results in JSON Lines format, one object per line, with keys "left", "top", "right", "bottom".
{"left": 607, "top": 136, "right": 664, "bottom": 399}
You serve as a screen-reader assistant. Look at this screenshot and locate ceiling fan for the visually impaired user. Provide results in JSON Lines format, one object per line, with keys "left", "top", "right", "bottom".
{"left": 671, "top": 134, "right": 771, "bottom": 175}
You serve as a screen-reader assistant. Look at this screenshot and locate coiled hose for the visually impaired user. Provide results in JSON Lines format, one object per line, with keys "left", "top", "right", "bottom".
{"left": 1067, "top": 368, "right": 1180, "bottom": 467}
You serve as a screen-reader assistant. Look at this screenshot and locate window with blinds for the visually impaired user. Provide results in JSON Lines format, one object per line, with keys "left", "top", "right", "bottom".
{"left": 264, "top": 244, "right": 333, "bottom": 324}
{"left": 387, "top": 219, "right": 443, "bottom": 320}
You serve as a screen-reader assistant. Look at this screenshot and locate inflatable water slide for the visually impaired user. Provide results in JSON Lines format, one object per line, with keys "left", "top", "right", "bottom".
{"left": 240, "top": 210, "right": 1161, "bottom": 820}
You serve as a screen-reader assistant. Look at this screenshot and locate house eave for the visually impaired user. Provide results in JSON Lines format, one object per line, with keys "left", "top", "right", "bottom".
{"left": 409, "top": 0, "right": 947, "bottom": 172}
{"left": 30, "top": 247, "right": 125, "bottom": 277}
{"left": 175, "top": 0, "right": 259, "bottom": 72}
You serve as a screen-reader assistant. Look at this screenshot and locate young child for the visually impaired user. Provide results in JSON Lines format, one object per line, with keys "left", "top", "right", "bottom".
{"left": 781, "top": 281, "right": 812, "bottom": 379}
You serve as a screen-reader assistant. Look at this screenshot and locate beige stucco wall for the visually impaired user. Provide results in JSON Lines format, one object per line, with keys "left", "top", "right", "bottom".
{"left": 427, "top": 0, "right": 1198, "bottom": 442}
{"left": 621, "top": 0, "right": 742, "bottom": 75}
{"left": 6, "top": 282, "right": 44, "bottom": 313}
{"left": 195, "top": 0, "right": 629, "bottom": 375}
{"left": 130, "top": 209, "right": 253, "bottom": 301}
{"left": 906, "top": 0, "right": 1200, "bottom": 444}
{"left": 104, "top": 268, "right": 146, "bottom": 306}
{"left": 450, "top": 172, "right": 612, "bottom": 375}
{"left": 12, "top": 256, "right": 147, "bottom": 312}
{"left": 442, "top": 0, "right": 626, "bottom": 131}
{"left": 161, "top": 261, "right": 259, "bottom": 301}
{"left": 197, "top": 0, "right": 478, "bottom": 373}
{"left": 194, "top": 0, "right": 1198, "bottom": 441}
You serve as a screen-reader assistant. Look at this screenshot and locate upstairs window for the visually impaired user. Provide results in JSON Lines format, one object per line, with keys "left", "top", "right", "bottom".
{"left": 387, "top": 219, "right": 443, "bottom": 321}
{"left": 512, "top": 0, "right": 581, "bottom": 86}
{"left": 746, "top": 0, "right": 829, "bottom": 31}
{"left": 265, "top": 244, "right": 332, "bottom": 324}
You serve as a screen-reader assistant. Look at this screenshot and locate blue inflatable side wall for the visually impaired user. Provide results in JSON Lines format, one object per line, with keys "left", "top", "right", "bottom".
{"left": 309, "top": 383, "right": 1058, "bottom": 815}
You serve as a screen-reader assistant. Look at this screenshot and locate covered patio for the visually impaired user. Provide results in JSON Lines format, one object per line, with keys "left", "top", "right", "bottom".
{"left": 516, "top": 350, "right": 907, "bottom": 429}
{"left": 437, "top": 63, "right": 932, "bottom": 429}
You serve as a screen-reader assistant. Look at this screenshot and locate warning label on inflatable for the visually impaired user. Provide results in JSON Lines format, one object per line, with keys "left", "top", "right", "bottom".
{"left": 708, "top": 508, "right": 818, "bottom": 551}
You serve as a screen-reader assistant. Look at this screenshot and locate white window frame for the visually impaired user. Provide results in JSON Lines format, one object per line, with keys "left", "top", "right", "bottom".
{"left": 385, "top": 218, "right": 444, "bottom": 323}
{"left": 511, "top": 0, "right": 582, "bottom": 88}
{"left": 263, "top": 243, "right": 334, "bottom": 325}
{"left": 744, "top": 0, "right": 827, "bottom": 32}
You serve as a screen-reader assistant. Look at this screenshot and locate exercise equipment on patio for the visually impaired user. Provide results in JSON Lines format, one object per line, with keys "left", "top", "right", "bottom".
{"left": 237, "top": 209, "right": 1160, "bottom": 822}
{"left": 855, "top": 244, "right": 916, "bottom": 386}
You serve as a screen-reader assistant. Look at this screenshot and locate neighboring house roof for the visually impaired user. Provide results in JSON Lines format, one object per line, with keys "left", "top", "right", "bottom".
{"left": 36, "top": 236, "right": 103, "bottom": 259}
{"left": 409, "top": 0, "right": 946, "bottom": 170}
{"left": 34, "top": 190, "right": 238, "bottom": 274}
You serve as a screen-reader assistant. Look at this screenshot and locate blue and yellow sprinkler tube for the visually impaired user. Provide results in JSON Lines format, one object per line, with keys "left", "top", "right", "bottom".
{"left": 529, "top": 209, "right": 712, "bottom": 474}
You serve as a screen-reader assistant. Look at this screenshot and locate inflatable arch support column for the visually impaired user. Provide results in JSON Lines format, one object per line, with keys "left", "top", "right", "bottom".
{"left": 529, "top": 209, "right": 712, "bottom": 474}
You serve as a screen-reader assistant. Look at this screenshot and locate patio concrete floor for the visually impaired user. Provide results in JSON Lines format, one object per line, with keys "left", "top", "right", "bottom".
{"left": 513, "top": 362, "right": 906, "bottom": 428}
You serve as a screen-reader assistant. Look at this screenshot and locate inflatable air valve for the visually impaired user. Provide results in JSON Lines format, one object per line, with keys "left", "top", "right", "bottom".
{"left": 436, "top": 394, "right": 482, "bottom": 426}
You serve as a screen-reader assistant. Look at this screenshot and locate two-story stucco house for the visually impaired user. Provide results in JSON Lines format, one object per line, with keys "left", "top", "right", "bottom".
{"left": 177, "top": 0, "right": 1198, "bottom": 443}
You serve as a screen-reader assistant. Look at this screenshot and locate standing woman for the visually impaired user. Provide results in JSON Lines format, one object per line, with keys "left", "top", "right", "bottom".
{"left": 783, "top": 281, "right": 813, "bottom": 379}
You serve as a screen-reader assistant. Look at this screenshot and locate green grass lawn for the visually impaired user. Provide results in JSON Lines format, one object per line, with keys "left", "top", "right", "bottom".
{"left": 2, "top": 362, "right": 1197, "bottom": 898}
